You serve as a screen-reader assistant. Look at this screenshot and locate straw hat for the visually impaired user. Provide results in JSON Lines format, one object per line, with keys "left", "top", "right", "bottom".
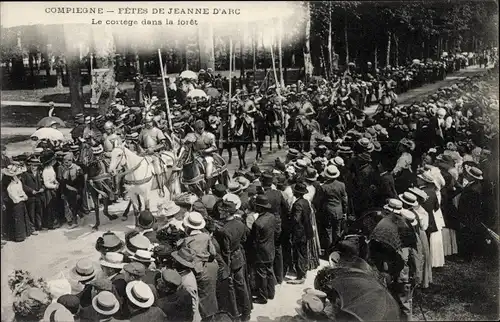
{"left": 1, "top": 164, "right": 26, "bottom": 177}
{"left": 92, "top": 145, "right": 104, "bottom": 155}
{"left": 42, "top": 302, "right": 74, "bottom": 322}
{"left": 130, "top": 250, "right": 155, "bottom": 263}
{"left": 417, "top": 171, "right": 435, "bottom": 184}
{"left": 383, "top": 199, "right": 403, "bottom": 213}
{"left": 70, "top": 259, "right": 96, "bottom": 282}
{"left": 408, "top": 187, "right": 428, "bottom": 201}
{"left": 125, "top": 281, "right": 155, "bottom": 309}
{"left": 157, "top": 201, "right": 181, "bottom": 218}
{"left": 227, "top": 181, "right": 242, "bottom": 194}
{"left": 183, "top": 212, "right": 206, "bottom": 230}
{"left": 99, "top": 252, "right": 125, "bottom": 269}
{"left": 323, "top": 165, "right": 340, "bottom": 180}
{"left": 399, "top": 192, "right": 418, "bottom": 207}
{"left": 125, "top": 234, "right": 151, "bottom": 256}
{"left": 222, "top": 193, "right": 242, "bottom": 210}
{"left": 92, "top": 291, "right": 120, "bottom": 316}
{"left": 465, "top": 166, "right": 483, "bottom": 180}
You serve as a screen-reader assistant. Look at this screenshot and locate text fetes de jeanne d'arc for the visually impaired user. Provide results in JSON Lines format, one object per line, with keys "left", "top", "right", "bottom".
{"left": 45, "top": 7, "right": 241, "bottom": 26}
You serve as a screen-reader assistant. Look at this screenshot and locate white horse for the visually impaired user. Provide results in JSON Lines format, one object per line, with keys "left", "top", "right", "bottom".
{"left": 108, "top": 143, "right": 182, "bottom": 214}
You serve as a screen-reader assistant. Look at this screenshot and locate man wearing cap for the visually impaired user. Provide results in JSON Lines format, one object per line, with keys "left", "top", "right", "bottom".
{"left": 288, "top": 182, "right": 313, "bottom": 285}
{"left": 215, "top": 198, "right": 252, "bottom": 320}
{"left": 20, "top": 155, "right": 44, "bottom": 233}
{"left": 251, "top": 195, "right": 279, "bottom": 304}
{"left": 153, "top": 268, "right": 193, "bottom": 321}
{"left": 138, "top": 112, "right": 168, "bottom": 197}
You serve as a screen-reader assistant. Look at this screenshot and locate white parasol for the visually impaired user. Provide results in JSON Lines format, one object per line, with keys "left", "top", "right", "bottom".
{"left": 30, "top": 128, "right": 65, "bottom": 142}
{"left": 187, "top": 89, "right": 208, "bottom": 99}
{"left": 179, "top": 70, "right": 198, "bottom": 80}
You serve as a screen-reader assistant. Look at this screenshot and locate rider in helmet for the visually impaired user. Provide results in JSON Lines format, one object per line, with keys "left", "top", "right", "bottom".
{"left": 191, "top": 119, "right": 217, "bottom": 180}
{"left": 139, "top": 112, "right": 168, "bottom": 197}
{"left": 103, "top": 121, "right": 123, "bottom": 154}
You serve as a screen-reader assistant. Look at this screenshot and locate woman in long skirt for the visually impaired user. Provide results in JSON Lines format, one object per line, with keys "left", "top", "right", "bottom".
{"left": 409, "top": 187, "right": 433, "bottom": 288}
{"left": 2, "top": 165, "right": 31, "bottom": 242}
{"left": 40, "top": 151, "right": 60, "bottom": 229}
{"left": 303, "top": 172, "right": 320, "bottom": 270}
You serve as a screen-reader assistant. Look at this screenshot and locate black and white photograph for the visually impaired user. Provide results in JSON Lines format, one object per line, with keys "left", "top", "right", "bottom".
{"left": 0, "top": 1, "right": 499, "bottom": 321}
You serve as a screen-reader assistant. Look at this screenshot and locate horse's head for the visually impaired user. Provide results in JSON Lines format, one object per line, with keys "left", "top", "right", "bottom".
{"left": 108, "top": 144, "right": 127, "bottom": 175}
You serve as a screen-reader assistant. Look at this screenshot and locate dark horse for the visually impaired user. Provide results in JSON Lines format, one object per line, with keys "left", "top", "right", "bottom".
{"left": 214, "top": 119, "right": 234, "bottom": 165}
{"left": 232, "top": 115, "right": 254, "bottom": 170}
{"left": 78, "top": 144, "right": 118, "bottom": 230}
{"left": 285, "top": 114, "right": 309, "bottom": 152}
{"left": 265, "top": 107, "right": 284, "bottom": 152}
{"left": 176, "top": 143, "right": 230, "bottom": 196}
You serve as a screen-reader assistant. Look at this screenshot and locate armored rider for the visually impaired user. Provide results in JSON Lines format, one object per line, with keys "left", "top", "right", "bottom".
{"left": 191, "top": 119, "right": 217, "bottom": 180}
{"left": 138, "top": 112, "right": 168, "bottom": 197}
{"left": 103, "top": 121, "right": 123, "bottom": 198}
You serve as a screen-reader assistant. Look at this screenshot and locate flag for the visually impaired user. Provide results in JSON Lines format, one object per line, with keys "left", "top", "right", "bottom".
{"left": 91, "top": 68, "right": 112, "bottom": 105}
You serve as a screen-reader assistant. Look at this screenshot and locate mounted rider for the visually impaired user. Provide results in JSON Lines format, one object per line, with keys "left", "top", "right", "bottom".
{"left": 184, "top": 119, "right": 218, "bottom": 180}
{"left": 102, "top": 121, "right": 123, "bottom": 154}
{"left": 138, "top": 112, "right": 168, "bottom": 197}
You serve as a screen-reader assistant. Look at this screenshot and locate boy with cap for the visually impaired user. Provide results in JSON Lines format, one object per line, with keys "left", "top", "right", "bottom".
{"left": 153, "top": 268, "right": 193, "bottom": 322}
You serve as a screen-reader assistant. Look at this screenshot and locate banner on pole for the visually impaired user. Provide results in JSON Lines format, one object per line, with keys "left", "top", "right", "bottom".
{"left": 91, "top": 68, "right": 113, "bottom": 105}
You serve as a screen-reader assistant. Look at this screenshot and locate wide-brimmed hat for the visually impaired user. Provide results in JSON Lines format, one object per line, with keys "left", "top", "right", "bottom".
{"left": 95, "top": 231, "right": 124, "bottom": 254}
{"left": 357, "top": 138, "right": 374, "bottom": 152}
{"left": 157, "top": 201, "right": 181, "bottom": 218}
{"left": 161, "top": 269, "right": 182, "bottom": 287}
{"left": 235, "top": 176, "right": 251, "bottom": 190}
{"left": 183, "top": 212, "right": 206, "bottom": 230}
{"left": 130, "top": 249, "right": 155, "bottom": 263}
{"left": 91, "top": 291, "right": 120, "bottom": 316}
{"left": 1, "top": 164, "right": 26, "bottom": 177}
{"left": 254, "top": 195, "right": 272, "bottom": 209}
{"left": 125, "top": 234, "right": 151, "bottom": 255}
{"left": 399, "top": 192, "right": 418, "bottom": 207}
{"left": 125, "top": 132, "right": 139, "bottom": 141}
{"left": 125, "top": 281, "right": 155, "bottom": 309}
{"left": 293, "top": 159, "right": 308, "bottom": 170}
{"left": 465, "top": 166, "right": 483, "bottom": 180}
{"left": 171, "top": 247, "right": 196, "bottom": 269}
{"left": 135, "top": 210, "right": 156, "bottom": 230}
{"left": 401, "top": 209, "right": 418, "bottom": 226}
{"left": 323, "top": 165, "right": 340, "bottom": 179}
{"left": 218, "top": 199, "right": 238, "bottom": 218}
{"left": 70, "top": 259, "right": 96, "bottom": 282}
{"left": 304, "top": 167, "right": 319, "bottom": 181}
{"left": 338, "top": 145, "right": 353, "bottom": 155}
{"left": 293, "top": 182, "right": 309, "bottom": 195}
{"left": 99, "top": 252, "right": 125, "bottom": 269}
{"left": 227, "top": 181, "right": 242, "bottom": 194}
{"left": 222, "top": 193, "right": 242, "bottom": 210}
{"left": 287, "top": 148, "right": 300, "bottom": 159}
{"left": 384, "top": 198, "right": 403, "bottom": 212}
{"left": 417, "top": 171, "right": 435, "bottom": 184}
{"left": 408, "top": 187, "right": 428, "bottom": 201}
{"left": 43, "top": 302, "right": 75, "bottom": 322}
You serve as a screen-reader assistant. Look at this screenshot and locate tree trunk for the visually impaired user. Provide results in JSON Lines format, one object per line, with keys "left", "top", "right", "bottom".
{"left": 386, "top": 30, "right": 392, "bottom": 67}
{"left": 374, "top": 46, "right": 378, "bottom": 70}
{"left": 67, "top": 55, "right": 84, "bottom": 116}
{"left": 394, "top": 33, "right": 399, "bottom": 67}
{"left": 328, "top": 3, "right": 334, "bottom": 78}
{"left": 344, "top": 18, "right": 349, "bottom": 67}
{"left": 303, "top": 2, "right": 313, "bottom": 83}
{"left": 240, "top": 36, "right": 245, "bottom": 79}
{"left": 92, "top": 26, "right": 116, "bottom": 115}
{"left": 252, "top": 25, "right": 257, "bottom": 81}
{"left": 198, "top": 21, "right": 215, "bottom": 71}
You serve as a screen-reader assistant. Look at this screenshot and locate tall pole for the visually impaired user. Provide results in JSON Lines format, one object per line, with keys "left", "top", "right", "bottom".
{"left": 229, "top": 38, "right": 233, "bottom": 115}
{"left": 270, "top": 31, "right": 280, "bottom": 91}
{"left": 278, "top": 17, "right": 285, "bottom": 88}
{"left": 158, "top": 49, "right": 172, "bottom": 131}
{"left": 90, "top": 52, "right": 93, "bottom": 110}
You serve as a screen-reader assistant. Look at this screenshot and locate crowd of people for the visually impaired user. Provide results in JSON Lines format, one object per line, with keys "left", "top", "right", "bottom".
{"left": 1, "top": 50, "right": 499, "bottom": 322}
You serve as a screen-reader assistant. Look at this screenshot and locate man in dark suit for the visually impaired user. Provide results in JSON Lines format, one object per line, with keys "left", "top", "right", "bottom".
{"left": 455, "top": 166, "right": 484, "bottom": 261}
{"left": 251, "top": 195, "right": 279, "bottom": 304}
{"left": 261, "top": 172, "right": 288, "bottom": 284}
{"left": 20, "top": 156, "right": 44, "bottom": 233}
{"left": 319, "top": 165, "right": 348, "bottom": 253}
{"left": 215, "top": 199, "right": 252, "bottom": 320}
{"left": 287, "top": 183, "right": 313, "bottom": 285}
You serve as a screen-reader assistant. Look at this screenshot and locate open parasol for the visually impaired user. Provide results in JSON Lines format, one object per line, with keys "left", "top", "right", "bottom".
{"left": 205, "top": 87, "right": 221, "bottom": 99}
{"left": 30, "top": 128, "right": 65, "bottom": 142}
{"left": 180, "top": 70, "right": 198, "bottom": 80}
{"left": 187, "top": 89, "right": 208, "bottom": 99}
{"left": 36, "top": 106, "right": 66, "bottom": 128}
